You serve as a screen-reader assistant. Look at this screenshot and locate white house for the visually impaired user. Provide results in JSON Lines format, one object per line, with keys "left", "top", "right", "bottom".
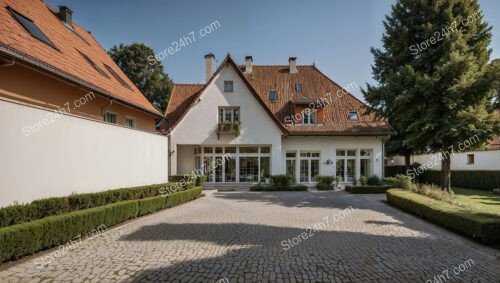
{"left": 163, "top": 54, "right": 392, "bottom": 186}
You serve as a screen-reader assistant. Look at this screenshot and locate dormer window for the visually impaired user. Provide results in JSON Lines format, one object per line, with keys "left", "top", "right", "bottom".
{"left": 269, "top": 91, "right": 277, "bottom": 102}
{"left": 348, "top": 111, "right": 359, "bottom": 120}
{"left": 224, "top": 81, "right": 233, "bottom": 92}
{"left": 303, "top": 109, "right": 317, "bottom": 125}
{"left": 295, "top": 83, "right": 302, "bottom": 92}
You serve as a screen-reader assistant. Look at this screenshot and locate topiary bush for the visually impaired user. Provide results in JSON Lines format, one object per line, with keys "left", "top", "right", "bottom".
{"left": 359, "top": 176, "right": 368, "bottom": 186}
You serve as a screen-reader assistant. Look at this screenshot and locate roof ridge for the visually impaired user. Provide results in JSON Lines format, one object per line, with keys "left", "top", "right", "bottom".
{"left": 174, "top": 83, "right": 205, "bottom": 86}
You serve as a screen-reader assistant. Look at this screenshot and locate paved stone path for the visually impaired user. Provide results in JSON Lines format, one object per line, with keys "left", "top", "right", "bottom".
{"left": 0, "top": 191, "right": 498, "bottom": 282}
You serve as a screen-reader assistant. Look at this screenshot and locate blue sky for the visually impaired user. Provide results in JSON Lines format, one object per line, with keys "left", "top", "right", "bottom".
{"left": 46, "top": 0, "right": 500, "bottom": 101}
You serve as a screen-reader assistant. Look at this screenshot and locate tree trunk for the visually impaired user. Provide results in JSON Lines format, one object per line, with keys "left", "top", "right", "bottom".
{"left": 404, "top": 153, "right": 411, "bottom": 172}
{"left": 440, "top": 151, "right": 451, "bottom": 192}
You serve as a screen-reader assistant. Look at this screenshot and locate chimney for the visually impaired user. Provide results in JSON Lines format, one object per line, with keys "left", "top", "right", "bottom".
{"left": 59, "top": 6, "right": 73, "bottom": 27}
{"left": 205, "top": 53, "right": 215, "bottom": 82}
{"left": 289, "top": 57, "right": 297, "bottom": 73}
{"left": 245, "top": 56, "right": 253, "bottom": 74}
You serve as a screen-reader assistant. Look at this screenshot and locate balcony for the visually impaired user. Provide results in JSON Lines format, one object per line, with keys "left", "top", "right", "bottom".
{"left": 217, "top": 122, "right": 240, "bottom": 136}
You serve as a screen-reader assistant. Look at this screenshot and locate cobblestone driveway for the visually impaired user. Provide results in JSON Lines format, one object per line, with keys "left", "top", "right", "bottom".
{"left": 0, "top": 191, "right": 499, "bottom": 282}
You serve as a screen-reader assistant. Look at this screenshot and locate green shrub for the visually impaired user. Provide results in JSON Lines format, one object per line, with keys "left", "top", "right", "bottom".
{"left": 384, "top": 174, "right": 414, "bottom": 190}
{"left": 166, "top": 187, "right": 203, "bottom": 207}
{"left": 359, "top": 176, "right": 368, "bottom": 186}
{"left": 250, "top": 184, "right": 308, "bottom": 191}
{"left": 317, "top": 183, "right": 333, "bottom": 190}
{"left": 384, "top": 165, "right": 406, "bottom": 177}
{"left": 169, "top": 174, "right": 198, "bottom": 190}
{"left": 386, "top": 189, "right": 500, "bottom": 244}
{"left": 316, "top": 175, "right": 334, "bottom": 190}
{"left": 0, "top": 183, "right": 177, "bottom": 228}
{"left": 0, "top": 187, "right": 203, "bottom": 263}
{"left": 367, "top": 175, "right": 383, "bottom": 186}
{"left": 137, "top": 196, "right": 166, "bottom": 216}
{"left": 345, "top": 186, "right": 389, "bottom": 194}
{"left": 196, "top": 176, "right": 207, "bottom": 186}
{"left": 270, "top": 175, "right": 295, "bottom": 188}
{"left": 493, "top": 189, "right": 500, "bottom": 195}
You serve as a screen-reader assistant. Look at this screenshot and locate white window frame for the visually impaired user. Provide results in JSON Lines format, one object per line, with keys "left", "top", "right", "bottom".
{"left": 302, "top": 109, "right": 317, "bottom": 125}
{"left": 298, "top": 151, "right": 320, "bottom": 183}
{"left": 224, "top": 81, "right": 234, "bottom": 92}
{"left": 218, "top": 107, "right": 240, "bottom": 123}
{"left": 125, "top": 116, "right": 136, "bottom": 128}
{"left": 104, "top": 111, "right": 118, "bottom": 124}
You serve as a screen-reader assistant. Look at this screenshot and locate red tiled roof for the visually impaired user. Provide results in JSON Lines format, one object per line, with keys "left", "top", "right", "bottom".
{"left": 0, "top": 0, "right": 160, "bottom": 116}
{"left": 165, "top": 54, "right": 392, "bottom": 135}
{"left": 164, "top": 84, "right": 204, "bottom": 127}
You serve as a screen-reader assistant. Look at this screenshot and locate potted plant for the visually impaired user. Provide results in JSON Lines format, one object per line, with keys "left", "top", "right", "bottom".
{"left": 264, "top": 173, "right": 270, "bottom": 185}
{"left": 360, "top": 176, "right": 368, "bottom": 186}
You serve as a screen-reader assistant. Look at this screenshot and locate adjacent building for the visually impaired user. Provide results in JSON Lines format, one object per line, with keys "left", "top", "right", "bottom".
{"left": 0, "top": 0, "right": 168, "bottom": 206}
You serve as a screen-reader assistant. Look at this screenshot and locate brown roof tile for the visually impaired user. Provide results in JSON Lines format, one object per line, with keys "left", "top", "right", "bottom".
{"left": 0, "top": 0, "right": 160, "bottom": 116}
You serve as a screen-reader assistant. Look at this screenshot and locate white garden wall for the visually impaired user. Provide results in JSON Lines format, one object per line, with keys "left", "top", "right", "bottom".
{"left": 0, "top": 99, "right": 168, "bottom": 207}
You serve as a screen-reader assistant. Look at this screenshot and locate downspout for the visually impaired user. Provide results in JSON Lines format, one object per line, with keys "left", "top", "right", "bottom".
{"left": 0, "top": 58, "right": 15, "bottom": 67}
{"left": 167, "top": 134, "right": 172, "bottom": 177}
{"left": 381, "top": 137, "right": 386, "bottom": 178}
{"left": 101, "top": 98, "right": 115, "bottom": 118}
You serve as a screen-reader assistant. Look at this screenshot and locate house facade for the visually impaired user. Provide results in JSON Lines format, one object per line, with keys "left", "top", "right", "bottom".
{"left": 164, "top": 54, "right": 392, "bottom": 185}
{"left": 0, "top": 0, "right": 168, "bottom": 206}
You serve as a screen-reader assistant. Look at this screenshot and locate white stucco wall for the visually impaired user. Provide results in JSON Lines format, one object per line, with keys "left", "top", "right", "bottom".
{"left": 0, "top": 99, "right": 168, "bottom": 207}
{"left": 391, "top": 150, "right": 500, "bottom": 171}
{"left": 282, "top": 136, "right": 385, "bottom": 183}
{"left": 170, "top": 64, "right": 283, "bottom": 175}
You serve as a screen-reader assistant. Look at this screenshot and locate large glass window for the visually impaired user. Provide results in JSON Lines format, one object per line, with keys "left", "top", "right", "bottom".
{"left": 195, "top": 146, "right": 270, "bottom": 183}
{"left": 299, "top": 151, "right": 320, "bottom": 182}
{"left": 239, "top": 157, "right": 258, "bottom": 182}
{"left": 225, "top": 157, "right": 236, "bottom": 182}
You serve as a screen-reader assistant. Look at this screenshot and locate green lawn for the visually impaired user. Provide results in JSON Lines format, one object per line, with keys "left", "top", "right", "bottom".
{"left": 452, "top": 187, "right": 500, "bottom": 216}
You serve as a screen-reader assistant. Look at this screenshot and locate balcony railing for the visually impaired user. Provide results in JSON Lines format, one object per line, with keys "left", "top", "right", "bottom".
{"left": 217, "top": 122, "right": 240, "bottom": 136}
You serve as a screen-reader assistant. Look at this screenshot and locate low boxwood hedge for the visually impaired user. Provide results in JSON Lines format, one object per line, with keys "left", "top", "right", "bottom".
{"left": 0, "top": 183, "right": 179, "bottom": 228}
{"left": 345, "top": 186, "right": 390, "bottom": 194}
{"left": 250, "top": 184, "right": 308, "bottom": 191}
{"left": 0, "top": 187, "right": 203, "bottom": 263}
{"left": 386, "top": 189, "right": 500, "bottom": 244}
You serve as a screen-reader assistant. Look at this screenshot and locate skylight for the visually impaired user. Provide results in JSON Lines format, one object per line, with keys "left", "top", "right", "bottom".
{"left": 78, "top": 50, "right": 109, "bottom": 78}
{"left": 104, "top": 64, "right": 131, "bottom": 89}
{"left": 269, "top": 91, "right": 277, "bottom": 102}
{"left": 295, "top": 83, "right": 302, "bottom": 92}
{"left": 8, "top": 7, "right": 59, "bottom": 50}
{"left": 348, "top": 111, "right": 359, "bottom": 120}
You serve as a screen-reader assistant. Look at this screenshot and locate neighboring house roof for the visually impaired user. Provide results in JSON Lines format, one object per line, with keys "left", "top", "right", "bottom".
{"left": 164, "top": 54, "right": 392, "bottom": 135}
{"left": 0, "top": 0, "right": 161, "bottom": 116}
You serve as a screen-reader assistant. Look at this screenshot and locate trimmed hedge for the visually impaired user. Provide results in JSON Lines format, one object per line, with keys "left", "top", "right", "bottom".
{"left": 0, "top": 187, "right": 203, "bottom": 263}
{"left": 386, "top": 189, "right": 500, "bottom": 244}
{"left": 250, "top": 184, "right": 308, "bottom": 191}
{"left": 345, "top": 186, "right": 390, "bottom": 194}
{"left": 0, "top": 183, "right": 179, "bottom": 228}
{"left": 169, "top": 174, "right": 198, "bottom": 190}
{"left": 270, "top": 175, "right": 295, "bottom": 188}
{"left": 421, "top": 170, "right": 500, "bottom": 191}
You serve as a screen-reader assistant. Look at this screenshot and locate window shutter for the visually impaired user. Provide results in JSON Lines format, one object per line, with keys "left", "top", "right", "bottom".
{"left": 317, "top": 108, "right": 325, "bottom": 124}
